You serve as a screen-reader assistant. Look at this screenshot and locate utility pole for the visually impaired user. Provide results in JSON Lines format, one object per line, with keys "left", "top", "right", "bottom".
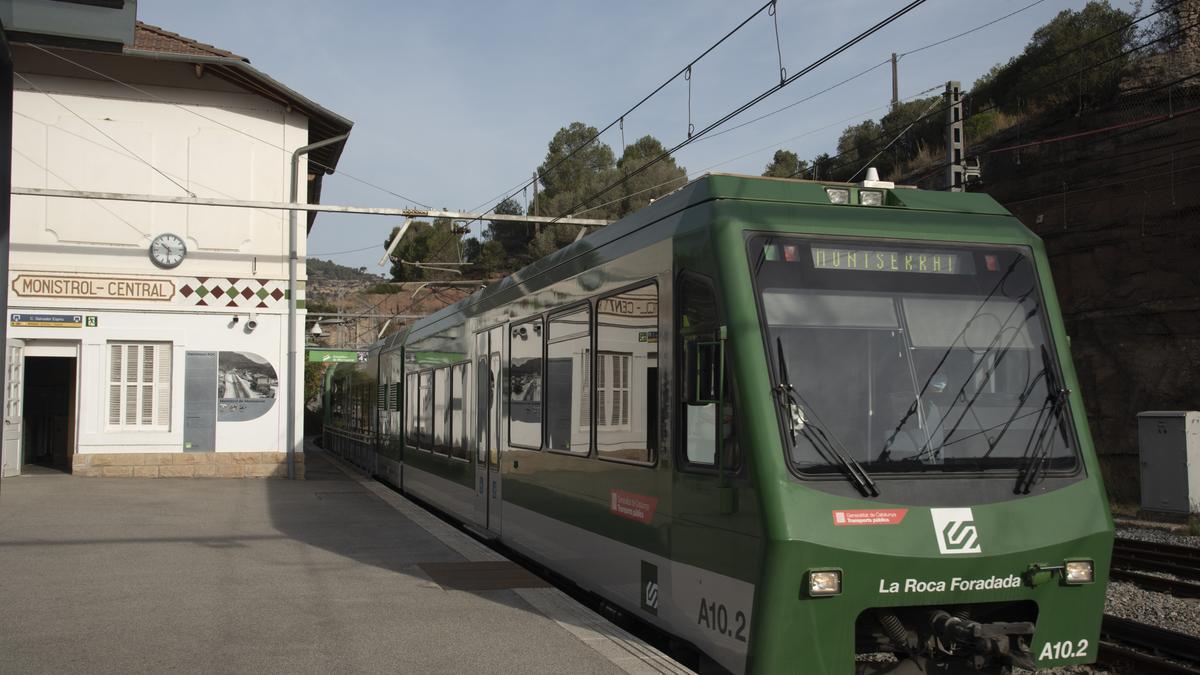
{"left": 945, "top": 80, "right": 964, "bottom": 192}
{"left": 531, "top": 171, "right": 540, "bottom": 236}
{"left": 891, "top": 53, "right": 899, "bottom": 107}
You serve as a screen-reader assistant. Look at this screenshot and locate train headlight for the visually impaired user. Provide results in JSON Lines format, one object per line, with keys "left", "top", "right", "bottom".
{"left": 1064, "top": 560, "right": 1094, "bottom": 585}
{"left": 859, "top": 189, "right": 884, "bottom": 206}
{"left": 807, "top": 569, "right": 842, "bottom": 597}
{"left": 824, "top": 187, "right": 850, "bottom": 205}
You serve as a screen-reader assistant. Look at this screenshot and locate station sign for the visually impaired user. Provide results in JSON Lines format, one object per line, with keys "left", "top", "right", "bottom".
{"left": 12, "top": 274, "right": 175, "bottom": 301}
{"left": 307, "top": 349, "right": 369, "bottom": 363}
{"left": 10, "top": 313, "right": 83, "bottom": 328}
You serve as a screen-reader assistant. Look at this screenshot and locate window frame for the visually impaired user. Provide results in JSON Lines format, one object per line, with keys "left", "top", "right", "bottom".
{"left": 449, "top": 361, "right": 469, "bottom": 462}
{"left": 417, "top": 369, "right": 434, "bottom": 452}
{"left": 106, "top": 341, "right": 172, "bottom": 432}
{"left": 545, "top": 301, "right": 593, "bottom": 458}
{"left": 675, "top": 270, "right": 742, "bottom": 476}
{"left": 593, "top": 279, "right": 660, "bottom": 468}
{"left": 507, "top": 315, "right": 546, "bottom": 451}
{"left": 405, "top": 372, "right": 419, "bottom": 447}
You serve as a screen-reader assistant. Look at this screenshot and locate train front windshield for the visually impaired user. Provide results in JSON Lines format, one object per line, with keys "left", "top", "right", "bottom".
{"left": 748, "top": 235, "right": 1077, "bottom": 476}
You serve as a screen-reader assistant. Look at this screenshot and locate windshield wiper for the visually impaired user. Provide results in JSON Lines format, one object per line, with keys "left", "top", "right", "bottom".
{"left": 775, "top": 337, "right": 879, "bottom": 497}
{"left": 1014, "top": 346, "right": 1071, "bottom": 494}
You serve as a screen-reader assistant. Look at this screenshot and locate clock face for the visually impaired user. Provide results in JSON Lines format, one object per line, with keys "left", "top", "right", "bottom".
{"left": 149, "top": 233, "right": 186, "bottom": 269}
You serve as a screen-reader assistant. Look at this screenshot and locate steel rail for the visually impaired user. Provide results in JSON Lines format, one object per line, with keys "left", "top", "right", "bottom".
{"left": 1111, "top": 568, "right": 1200, "bottom": 598}
{"left": 1098, "top": 640, "right": 1200, "bottom": 675}
{"left": 1100, "top": 615, "right": 1200, "bottom": 667}
{"left": 1113, "top": 538, "right": 1200, "bottom": 581}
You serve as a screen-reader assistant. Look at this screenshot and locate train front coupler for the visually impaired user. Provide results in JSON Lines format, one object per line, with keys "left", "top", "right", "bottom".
{"left": 927, "top": 610, "right": 1036, "bottom": 671}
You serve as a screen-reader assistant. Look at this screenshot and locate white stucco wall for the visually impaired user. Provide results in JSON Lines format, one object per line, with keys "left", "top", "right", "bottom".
{"left": 2, "top": 51, "right": 324, "bottom": 474}
{"left": 10, "top": 69, "right": 310, "bottom": 279}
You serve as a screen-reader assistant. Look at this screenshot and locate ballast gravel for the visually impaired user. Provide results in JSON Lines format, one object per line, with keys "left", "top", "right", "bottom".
{"left": 1104, "top": 581, "right": 1200, "bottom": 638}
{"left": 1115, "top": 523, "right": 1200, "bottom": 548}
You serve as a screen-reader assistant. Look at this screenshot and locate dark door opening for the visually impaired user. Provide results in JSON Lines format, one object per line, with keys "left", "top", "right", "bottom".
{"left": 22, "top": 356, "right": 76, "bottom": 473}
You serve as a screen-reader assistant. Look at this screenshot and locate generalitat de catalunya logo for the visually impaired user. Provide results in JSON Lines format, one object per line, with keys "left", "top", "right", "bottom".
{"left": 930, "top": 507, "right": 981, "bottom": 555}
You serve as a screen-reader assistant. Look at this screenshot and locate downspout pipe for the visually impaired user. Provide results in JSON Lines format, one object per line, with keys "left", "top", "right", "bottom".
{"left": 288, "top": 133, "right": 349, "bottom": 479}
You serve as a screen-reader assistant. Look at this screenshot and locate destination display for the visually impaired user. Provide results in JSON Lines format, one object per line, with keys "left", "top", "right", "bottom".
{"left": 810, "top": 246, "right": 972, "bottom": 275}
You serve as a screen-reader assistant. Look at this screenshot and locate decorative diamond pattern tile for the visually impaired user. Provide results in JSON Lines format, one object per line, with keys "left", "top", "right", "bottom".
{"left": 174, "top": 277, "right": 290, "bottom": 309}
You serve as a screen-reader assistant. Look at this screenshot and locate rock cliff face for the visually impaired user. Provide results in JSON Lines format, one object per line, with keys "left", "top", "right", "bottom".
{"left": 969, "top": 85, "right": 1200, "bottom": 503}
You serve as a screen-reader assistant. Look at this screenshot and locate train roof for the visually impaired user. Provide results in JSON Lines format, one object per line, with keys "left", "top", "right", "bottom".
{"left": 404, "top": 172, "right": 1018, "bottom": 342}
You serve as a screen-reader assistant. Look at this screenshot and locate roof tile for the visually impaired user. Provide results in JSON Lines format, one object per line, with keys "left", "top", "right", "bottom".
{"left": 130, "top": 21, "right": 247, "bottom": 62}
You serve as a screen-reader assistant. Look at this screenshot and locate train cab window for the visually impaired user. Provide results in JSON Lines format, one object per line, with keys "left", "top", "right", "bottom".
{"left": 434, "top": 367, "right": 450, "bottom": 455}
{"left": 450, "top": 362, "right": 468, "bottom": 461}
{"left": 418, "top": 371, "right": 433, "bottom": 451}
{"left": 546, "top": 307, "right": 591, "bottom": 455}
{"left": 678, "top": 274, "right": 739, "bottom": 470}
{"left": 596, "top": 282, "right": 658, "bottom": 464}
{"left": 509, "top": 318, "right": 544, "bottom": 449}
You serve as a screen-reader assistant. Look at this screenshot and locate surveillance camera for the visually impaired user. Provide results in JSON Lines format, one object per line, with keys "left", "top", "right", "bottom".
{"left": 245, "top": 313, "right": 259, "bottom": 332}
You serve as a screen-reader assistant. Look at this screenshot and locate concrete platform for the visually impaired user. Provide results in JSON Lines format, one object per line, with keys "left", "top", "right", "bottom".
{"left": 0, "top": 447, "right": 685, "bottom": 674}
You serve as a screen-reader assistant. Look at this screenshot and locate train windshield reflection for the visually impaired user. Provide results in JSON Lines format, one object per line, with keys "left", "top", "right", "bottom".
{"left": 749, "top": 236, "right": 1078, "bottom": 476}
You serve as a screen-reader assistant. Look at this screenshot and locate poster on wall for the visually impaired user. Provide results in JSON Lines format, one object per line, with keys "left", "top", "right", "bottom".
{"left": 217, "top": 351, "right": 277, "bottom": 422}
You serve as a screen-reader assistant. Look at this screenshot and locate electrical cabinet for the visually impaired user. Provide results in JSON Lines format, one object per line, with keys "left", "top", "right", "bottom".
{"left": 1138, "top": 411, "right": 1200, "bottom": 514}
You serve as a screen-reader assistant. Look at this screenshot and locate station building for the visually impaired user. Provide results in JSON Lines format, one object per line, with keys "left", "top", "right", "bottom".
{"left": 1, "top": 8, "right": 352, "bottom": 478}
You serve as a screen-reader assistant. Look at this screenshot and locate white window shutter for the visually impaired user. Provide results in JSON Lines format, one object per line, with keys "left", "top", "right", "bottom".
{"left": 108, "top": 344, "right": 123, "bottom": 426}
{"left": 156, "top": 345, "right": 171, "bottom": 427}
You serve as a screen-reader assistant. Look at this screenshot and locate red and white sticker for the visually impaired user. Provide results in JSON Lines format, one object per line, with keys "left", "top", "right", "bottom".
{"left": 832, "top": 508, "right": 908, "bottom": 526}
{"left": 611, "top": 489, "right": 659, "bottom": 524}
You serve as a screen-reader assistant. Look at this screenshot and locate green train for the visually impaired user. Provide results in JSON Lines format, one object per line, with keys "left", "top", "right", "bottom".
{"left": 322, "top": 173, "right": 1111, "bottom": 674}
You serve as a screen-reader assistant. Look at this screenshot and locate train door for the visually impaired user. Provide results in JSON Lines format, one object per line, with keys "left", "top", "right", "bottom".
{"left": 474, "top": 325, "right": 505, "bottom": 533}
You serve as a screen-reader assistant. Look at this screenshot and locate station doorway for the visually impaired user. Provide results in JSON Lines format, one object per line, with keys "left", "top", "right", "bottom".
{"left": 1, "top": 340, "right": 79, "bottom": 476}
{"left": 22, "top": 356, "right": 77, "bottom": 473}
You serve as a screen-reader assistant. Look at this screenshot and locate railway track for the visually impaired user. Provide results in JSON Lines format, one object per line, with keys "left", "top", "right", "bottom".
{"left": 1111, "top": 538, "right": 1200, "bottom": 596}
{"left": 1098, "top": 615, "right": 1200, "bottom": 674}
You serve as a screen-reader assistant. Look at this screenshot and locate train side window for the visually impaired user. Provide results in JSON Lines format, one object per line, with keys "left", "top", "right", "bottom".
{"left": 418, "top": 370, "right": 433, "bottom": 451}
{"left": 434, "top": 367, "right": 449, "bottom": 455}
{"left": 546, "top": 306, "right": 591, "bottom": 456}
{"left": 450, "top": 362, "right": 468, "bottom": 461}
{"left": 596, "top": 282, "right": 658, "bottom": 465}
{"left": 679, "top": 273, "right": 739, "bottom": 471}
{"left": 406, "top": 373, "right": 418, "bottom": 445}
{"left": 509, "top": 318, "right": 544, "bottom": 449}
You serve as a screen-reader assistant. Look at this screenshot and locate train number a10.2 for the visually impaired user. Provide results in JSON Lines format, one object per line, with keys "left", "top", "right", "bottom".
{"left": 1039, "top": 639, "right": 1088, "bottom": 661}
{"left": 697, "top": 597, "right": 747, "bottom": 643}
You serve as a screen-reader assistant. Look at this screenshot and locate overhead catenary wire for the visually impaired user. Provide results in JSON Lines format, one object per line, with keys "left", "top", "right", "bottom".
{"left": 571, "top": 83, "right": 943, "bottom": 219}
{"left": 704, "top": 0, "right": 1052, "bottom": 147}
{"left": 15, "top": 71, "right": 195, "bottom": 197}
{"left": 549, "top": 0, "right": 929, "bottom": 223}
{"left": 897, "top": 0, "right": 1049, "bottom": 58}
{"left": 791, "top": 3, "right": 1196, "bottom": 181}
{"left": 903, "top": 64, "right": 1200, "bottom": 187}
{"left": 458, "top": 1, "right": 782, "bottom": 226}
{"left": 25, "top": 42, "right": 433, "bottom": 209}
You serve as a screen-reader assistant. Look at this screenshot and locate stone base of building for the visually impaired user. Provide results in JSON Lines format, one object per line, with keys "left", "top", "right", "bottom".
{"left": 71, "top": 452, "right": 305, "bottom": 479}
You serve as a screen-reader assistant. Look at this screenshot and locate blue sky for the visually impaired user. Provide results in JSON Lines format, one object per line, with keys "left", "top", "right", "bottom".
{"left": 137, "top": 0, "right": 1138, "bottom": 273}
